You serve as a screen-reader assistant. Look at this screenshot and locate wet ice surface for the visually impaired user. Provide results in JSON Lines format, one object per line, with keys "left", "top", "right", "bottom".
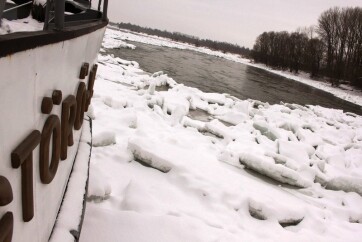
{"left": 188, "top": 109, "right": 212, "bottom": 122}
{"left": 80, "top": 28, "right": 362, "bottom": 242}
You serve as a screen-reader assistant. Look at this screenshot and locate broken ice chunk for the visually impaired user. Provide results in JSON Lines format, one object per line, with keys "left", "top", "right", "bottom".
{"left": 93, "top": 131, "right": 116, "bottom": 147}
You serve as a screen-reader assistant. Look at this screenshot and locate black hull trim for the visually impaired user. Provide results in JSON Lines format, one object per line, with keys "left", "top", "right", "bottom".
{"left": 0, "top": 20, "right": 108, "bottom": 58}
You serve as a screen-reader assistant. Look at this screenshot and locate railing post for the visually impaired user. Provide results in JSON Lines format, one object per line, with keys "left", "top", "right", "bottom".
{"left": 97, "top": 0, "right": 101, "bottom": 11}
{"left": 102, "top": 0, "right": 108, "bottom": 21}
{"left": 43, "top": 0, "right": 51, "bottom": 30}
{"left": 0, "top": 0, "right": 5, "bottom": 25}
{"left": 55, "top": 0, "right": 65, "bottom": 30}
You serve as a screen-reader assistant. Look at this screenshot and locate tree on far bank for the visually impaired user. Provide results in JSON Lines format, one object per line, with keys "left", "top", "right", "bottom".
{"left": 252, "top": 6, "right": 362, "bottom": 87}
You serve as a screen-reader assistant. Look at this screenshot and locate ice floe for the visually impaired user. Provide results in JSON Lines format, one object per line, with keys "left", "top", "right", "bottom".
{"left": 80, "top": 28, "right": 362, "bottom": 242}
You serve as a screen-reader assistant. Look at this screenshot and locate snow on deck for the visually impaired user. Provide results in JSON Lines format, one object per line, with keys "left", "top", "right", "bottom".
{"left": 0, "top": 16, "right": 43, "bottom": 34}
{"left": 80, "top": 28, "right": 362, "bottom": 242}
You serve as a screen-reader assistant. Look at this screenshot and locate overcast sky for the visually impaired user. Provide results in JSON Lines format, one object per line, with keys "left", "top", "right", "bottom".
{"left": 107, "top": 0, "right": 362, "bottom": 48}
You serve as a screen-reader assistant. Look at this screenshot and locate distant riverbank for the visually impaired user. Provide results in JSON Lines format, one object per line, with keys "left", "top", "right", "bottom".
{"left": 104, "top": 27, "right": 362, "bottom": 114}
{"left": 106, "top": 27, "right": 362, "bottom": 109}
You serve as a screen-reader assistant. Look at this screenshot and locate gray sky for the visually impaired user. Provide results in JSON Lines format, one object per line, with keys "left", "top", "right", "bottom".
{"left": 107, "top": 0, "right": 362, "bottom": 48}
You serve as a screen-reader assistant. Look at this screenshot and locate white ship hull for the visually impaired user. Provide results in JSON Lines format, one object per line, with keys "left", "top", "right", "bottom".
{"left": 0, "top": 20, "right": 106, "bottom": 242}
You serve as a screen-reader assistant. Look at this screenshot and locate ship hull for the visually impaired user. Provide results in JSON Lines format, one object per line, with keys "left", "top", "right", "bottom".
{"left": 0, "top": 22, "right": 106, "bottom": 242}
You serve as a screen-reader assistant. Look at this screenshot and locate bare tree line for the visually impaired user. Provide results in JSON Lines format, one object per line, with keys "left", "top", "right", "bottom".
{"left": 252, "top": 7, "right": 362, "bottom": 87}
{"left": 114, "top": 22, "right": 251, "bottom": 57}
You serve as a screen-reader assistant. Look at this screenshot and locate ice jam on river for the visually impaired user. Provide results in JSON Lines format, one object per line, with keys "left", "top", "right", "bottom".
{"left": 80, "top": 28, "right": 362, "bottom": 242}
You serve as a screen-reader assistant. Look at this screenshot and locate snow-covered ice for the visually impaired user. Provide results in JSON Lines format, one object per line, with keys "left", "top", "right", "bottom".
{"left": 80, "top": 28, "right": 362, "bottom": 242}
{"left": 102, "top": 30, "right": 136, "bottom": 49}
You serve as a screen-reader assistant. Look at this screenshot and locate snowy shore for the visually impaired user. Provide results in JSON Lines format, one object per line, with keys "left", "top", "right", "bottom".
{"left": 105, "top": 27, "right": 362, "bottom": 108}
{"left": 80, "top": 28, "right": 362, "bottom": 242}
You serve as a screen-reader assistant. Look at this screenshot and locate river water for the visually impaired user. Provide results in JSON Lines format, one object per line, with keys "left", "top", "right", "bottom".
{"left": 107, "top": 42, "right": 362, "bottom": 115}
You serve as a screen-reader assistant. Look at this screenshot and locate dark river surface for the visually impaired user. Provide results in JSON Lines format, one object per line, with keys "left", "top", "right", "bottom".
{"left": 108, "top": 42, "right": 362, "bottom": 115}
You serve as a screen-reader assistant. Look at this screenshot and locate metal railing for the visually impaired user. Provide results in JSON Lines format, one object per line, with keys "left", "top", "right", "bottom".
{"left": 0, "top": 0, "right": 6, "bottom": 24}
{"left": 96, "top": 0, "right": 108, "bottom": 20}
{"left": 55, "top": 0, "right": 65, "bottom": 30}
{"left": 44, "top": 0, "right": 108, "bottom": 30}
{"left": 102, "top": 0, "right": 107, "bottom": 21}
{"left": 43, "top": 0, "right": 69, "bottom": 30}
{"left": 43, "top": 0, "right": 53, "bottom": 30}
{"left": 3, "top": 1, "right": 32, "bottom": 13}
{"left": 1, "top": 0, "right": 33, "bottom": 24}
{"left": 1, "top": 0, "right": 108, "bottom": 30}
